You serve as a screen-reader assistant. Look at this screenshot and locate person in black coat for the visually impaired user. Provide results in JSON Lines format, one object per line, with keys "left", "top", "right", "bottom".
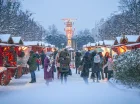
{"left": 80, "top": 52, "right": 91, "bottom": 84}
{"left": 90, "top": 51, "right": 96, "bottom": 81}
{"left": 35, "top": 51, "right": 40, "bottom": 71}
{"left": 75, "top": 50, "right": 82, "bottom": 74}
{"left": 40, "top": 50, "right": 46, "bottom": 68}
{"left": 103, "top": 52, "right": 110, "bottom": 79}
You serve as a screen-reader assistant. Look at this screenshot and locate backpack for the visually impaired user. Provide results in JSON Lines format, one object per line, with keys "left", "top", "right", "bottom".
{"left": 94, "top": 54, "right": 100, "bottom": 63}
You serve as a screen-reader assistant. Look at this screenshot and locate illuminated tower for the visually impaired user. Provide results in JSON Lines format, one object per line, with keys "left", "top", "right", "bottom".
{"left": 62, "top": 18, "right": 76, "bottom": 47}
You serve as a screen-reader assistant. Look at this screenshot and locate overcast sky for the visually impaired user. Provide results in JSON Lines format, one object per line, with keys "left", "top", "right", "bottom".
{"left": 22, "top": 0, "right": 120, "bottom": 33}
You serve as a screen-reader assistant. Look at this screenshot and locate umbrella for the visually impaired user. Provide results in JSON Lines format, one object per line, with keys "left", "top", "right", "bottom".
{"left": 95, "top": 48, "right": 104, "bottom": 52}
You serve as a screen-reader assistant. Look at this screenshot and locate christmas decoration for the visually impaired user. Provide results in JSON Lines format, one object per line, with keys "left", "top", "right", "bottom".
{"left": 2, "top": 46, "right": 17, "bottom": 67}
{"left": 114, "top": 49, "right": 140, "bottom": 87}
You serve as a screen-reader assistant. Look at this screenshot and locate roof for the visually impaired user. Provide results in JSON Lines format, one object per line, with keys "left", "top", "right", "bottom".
{"left": 24, "top": 41, "right": 39, "bottom": 46}
{"left": 116, "top": 35, "right": 140, "bottom": 43}
{"left": 104, "top": 40, "right": 115, "bottom": 46}
{"left": 96, "top": 42, "right": 99, "bottom": 46}
{"left": 126, "top": 35, "right": 140, "bottom": 42}
{"left": 91, "top": 43, "right": 96, "bottom": 46}
{"left": 0, "top": 34, "right": 11, "bottom": 42}
{"left": 83, "top": 45, "right": 86, "bottom": 48}
{"left": 12, "top": 37, "right": 23, "bottom": 44}
{"left": 98, "top": 41, "right": 104, "bottom": 45}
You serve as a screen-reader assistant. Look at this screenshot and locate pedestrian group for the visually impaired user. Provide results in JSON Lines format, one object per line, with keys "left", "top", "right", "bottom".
{"left": 27, "top": 48, "right": 114, "bottom": 85}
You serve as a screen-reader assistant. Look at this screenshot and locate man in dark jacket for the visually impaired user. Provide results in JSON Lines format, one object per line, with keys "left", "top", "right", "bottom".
{"left": 59, "top": 48, "right": 70, "bottom": 84}
{"left": 53, "top": 48, "right": 58, "bottom": 60}
{"left": 27, "top": 51, "right": 37, "bottom": 83}
{"left": 75, "top": 50, "right": 81, "bottom": 74}
{"left": 40, "top": 50, "right": 46, "bottom": 68}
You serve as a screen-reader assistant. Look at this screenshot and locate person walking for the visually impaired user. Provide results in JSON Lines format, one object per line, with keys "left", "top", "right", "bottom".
{"left": 103, "top": 57, "right": 114, "bottom": 80}
{"left": 53, "top": 48, "right": 58, "bottom": 60}
{"left": 103, "top": 52, "right": 110, "bottom": 80}
{"left": 75, "top": 50, "right": 82, "bottom": 74}
{"left": 59, "top": 49, "right": 70, "bottom": 84}
{"left": 92, "top": 51, "right": 101, "bottom": 82}
{"left": 99, "top": 52, "right": 104, "bottom": 80}
{"left": 35, "top": 51, "right": 40, "bottom": 71}
{"left": 80, "top": 52, "right": 91, "bottom": 84}
{"left": 40, "top": 50, "right": 46, "bottom": 69}
{"left": 90, "top": 51, "right": 96, "bottom": 81}
{"left": 27, "top": 51, "right": 37, "bottom": 83}
{"left": 44, "top": 55, "right": 54, "bottom": 86}
{"left": 55, "top": 51, "right": 61, "bottom": 79}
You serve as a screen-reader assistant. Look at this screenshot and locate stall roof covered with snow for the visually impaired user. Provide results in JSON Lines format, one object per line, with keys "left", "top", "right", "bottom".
{"left": 103, "top": 40, "right": 115, "bottom": 46}
{"left": 98, "top": 41, "right": 104, "bottom": 46}
{"left": 12, "top": 37, "right": 23, "bottom": 45}
{"left": 24, "top": 41, "right": 46, "bottom": 46}
{"left": 24, "top": 41, "right": 38, "bottom": 46}
{"left": 0, "top": 34, "right": 14, "bottom": 44}
{"left": 114, "top": 35, "right": 140, "bottom": 45}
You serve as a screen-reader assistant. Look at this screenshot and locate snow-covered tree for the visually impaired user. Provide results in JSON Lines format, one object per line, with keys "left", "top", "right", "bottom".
{"left": 44, "top": 25, "right": 67, "bottom": 48}
{"left": 114, "top": 49, "right": 140, "bottom": 87}
{"left": 74, "top": 29, "right": 95, "bottom": 49}
{"left": 0, "top": 0, "right": 46, "bottom": 41}
{"left": 93, "top": 0, "right": 140, "bottom": 40}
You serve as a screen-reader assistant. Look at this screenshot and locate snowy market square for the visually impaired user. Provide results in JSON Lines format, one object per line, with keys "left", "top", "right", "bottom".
{"left": 0, "top": 0, "right": 140, "bottom": 104}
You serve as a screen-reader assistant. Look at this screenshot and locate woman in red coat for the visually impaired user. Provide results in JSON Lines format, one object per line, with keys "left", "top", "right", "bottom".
{"left": 44, "top": 56, "right": 53, "bottom": 85}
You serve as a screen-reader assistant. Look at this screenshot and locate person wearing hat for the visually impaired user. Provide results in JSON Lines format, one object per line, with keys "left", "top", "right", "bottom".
{"left": 27, "top": 50, "right": 37, "bottom": 83}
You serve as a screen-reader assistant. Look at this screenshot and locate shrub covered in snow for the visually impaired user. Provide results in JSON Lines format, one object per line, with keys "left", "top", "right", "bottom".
{"left": 114, "top": 49, "right": 140, "bottom": 87}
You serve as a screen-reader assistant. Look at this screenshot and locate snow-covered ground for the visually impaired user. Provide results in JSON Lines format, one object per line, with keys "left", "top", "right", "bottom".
{"left": 0, "top": 69, "right": 140, "bottom": 104}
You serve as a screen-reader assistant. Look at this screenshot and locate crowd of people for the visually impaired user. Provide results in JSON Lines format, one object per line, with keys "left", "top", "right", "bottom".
{"left": 26, "top": 48, "right": 114, "bottom": 85}
{"left": 27, "top": 48, "right": 71, "bottom": 85}
{"left": 78, "top": 50, "right": 114, "bottom": 84}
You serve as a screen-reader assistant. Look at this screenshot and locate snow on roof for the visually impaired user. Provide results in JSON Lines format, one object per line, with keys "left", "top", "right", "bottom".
{"left": 0, "top": 34, "right": 11, "bottom": 42}
{"left": 104, "top": 40, "right": 115, "bottom": 46}
{"left": 126, "top": 35, "right": 140, "bottom": 42}
{"left": 0, "top": 43, "right": 15, "bottom": 46}
{"left": 116, "top": 35, "right": 140, "bottom": 43}
{"left": 91, "top": 43, "right": 96, "bottom": 46}
{"left": 24, "top": 41, "right": 39, "bottom": 46}
{"left": 45, "top": 43, "right": 49, "bottom": 47}
{"left": 12, "top": 37, "right": 23, "bottom": 44}
{"left": 96, "top": 42, "right": 99, "bottom": 45}
{"left": 98, "top": 41, "right": 104, "bottom": 45}
{"left": 86, "top": 43, "right": 91, "bottom": 47}
{"left": 83, "top": 45, "right": 86, "bottom": 48}
{"left": 38, "top": 41, "right": 45, "bottom": 45}
{"left": 51, "top": 45, "right": 55, "bottom": 47}
{"left": 116, "top": 37, "right": 122, "bottom": 44}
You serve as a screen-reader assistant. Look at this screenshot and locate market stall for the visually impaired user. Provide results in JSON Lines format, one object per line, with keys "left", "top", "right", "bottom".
{"left": 12, "top": 37, "right": 30, "bottom": 78}
{"left": 24, "top": 41, "right": 45, "bottom": 54}
{"left": 83, "top": 42, "right": 96, "bottom": 51}
{"left": 112, "top": 35, "right": 140, "bottom": 55}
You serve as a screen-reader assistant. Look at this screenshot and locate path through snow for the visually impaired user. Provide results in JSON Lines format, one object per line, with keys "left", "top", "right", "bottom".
{"left": 0, "top": 69, "right": 140, "bottom": 104}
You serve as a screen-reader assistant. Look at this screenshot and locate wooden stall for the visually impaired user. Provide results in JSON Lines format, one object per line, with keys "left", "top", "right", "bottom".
{"left": 83, "top": 42, "right": 96, "bottom": 51}
{"left": 112, "top": 35, "right": 140, "bottom": 55}
{"left": 0, "top": 35, "right": 30, "bottom": 85}
{"left": 0, "top": 34, "right": 16, "bottom": 85}
{"left": 24, "top": 41, "right": 45, "bottom": 54}
{"left": 12, "top": 37, "right": 30, "bottom": 78}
